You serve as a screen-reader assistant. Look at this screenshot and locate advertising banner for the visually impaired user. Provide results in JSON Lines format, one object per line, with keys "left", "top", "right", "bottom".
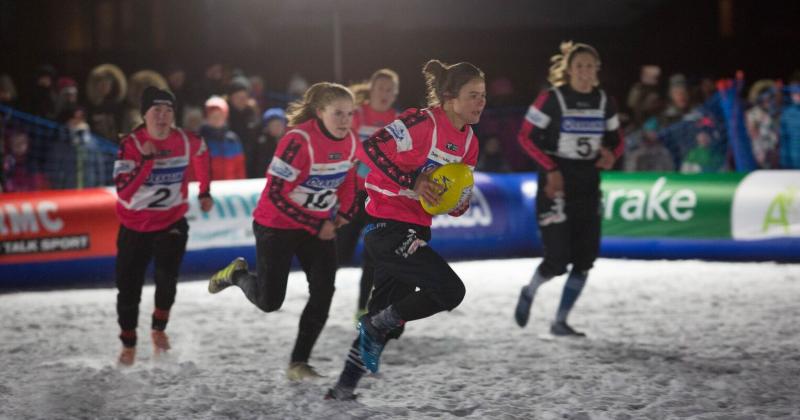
{"left": 2, "top": 171, "right": 799, "bottom": 289}
{"left": 732, "top": 171, "right": 800, "bottom": 240}
{"left": 601, "top": 173, "right": 744, "bottom": 238}
{"left": 0, "top": 188, "right": 117, "bottom": 264}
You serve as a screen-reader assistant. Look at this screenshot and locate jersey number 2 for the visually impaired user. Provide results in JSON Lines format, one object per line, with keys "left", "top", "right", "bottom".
{"left": 148, "top": 188, "right": 171, "bottom": 208}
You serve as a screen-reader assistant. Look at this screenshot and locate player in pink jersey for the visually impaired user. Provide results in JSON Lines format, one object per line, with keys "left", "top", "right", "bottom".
{"left": 114, "top": 87, "right": 213, "bottom": 366}
{"left": 326, "top": 60, "right": 485, "bottom": 400}
{"left": 208, "top": 82, "right": 358, "bottom": 381}
{"left": 338, "top": 68, "right": 400, "bottom": 322}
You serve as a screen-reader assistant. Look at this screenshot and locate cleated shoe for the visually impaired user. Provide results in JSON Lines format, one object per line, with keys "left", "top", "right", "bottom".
{"left": 287, "top": 362, "right": 325, "bottom": 381}
{"left": 208, "top": 257, "right": 248, "bottom": 294}
{"left": 358, "top": 316, "right": 386, "bottom": 373}
{"left": 324, "top": 387, "right": 358, "bottom": 401}
{"left": 151, "top": 330, "right": 171, "bottom": 354}
{"left": 550, "top": 321, "right": 586, "bottom": 337}
{"left": 514, "top": 286, "right": 534, "bottom": 327}
{"left": 118, "top": 346, "right": 136, "bottom": 366}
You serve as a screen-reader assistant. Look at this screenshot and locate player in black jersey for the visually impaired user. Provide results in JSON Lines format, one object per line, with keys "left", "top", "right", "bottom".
{"left": 514, "top": 42, "right": 624, "bottom": 336}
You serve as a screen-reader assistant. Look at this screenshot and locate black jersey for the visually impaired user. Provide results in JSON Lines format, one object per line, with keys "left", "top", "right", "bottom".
{"left": 518, "top": 85, "right": 623, "bottom": 196}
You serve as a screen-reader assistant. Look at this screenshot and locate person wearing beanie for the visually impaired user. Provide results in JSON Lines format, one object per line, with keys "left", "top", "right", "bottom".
{"left": 252, "top": 107, "right": 287, "bottom": 177}
{"left": 54, "top": 77, "right": 80, "bottom": 121}
{"left": 200, "top": 95, "right": 246, "bottom": 180}
{"left": 113, "top": 85, "right": 214, "bottom": 365}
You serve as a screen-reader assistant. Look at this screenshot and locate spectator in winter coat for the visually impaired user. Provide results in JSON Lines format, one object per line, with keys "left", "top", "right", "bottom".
{"left": 200, "top": 96, "right": 246, "bottom": 180}
{"left": 47, "top": 106, "right": 109, "bottom": 189}
{"left": 226, "top": 79, "right": 261, "bottom": 178}
{"left": 680, "top": 127, "right": 725, "bottom": 173}
{"left": 27, "top": 64, "right": 58, "bottom": 119}
{"left": 3, "top": 131, "right": 48, "bottom": 192}
{"left": 660, "top": 74, "right": 692, "bottom": 127}
{"left": 252, "top": 107, "right": 287, "bottom": 177}
{"left": 86, "top": 64, "right": 127, "bottom": 141}
{"left": 625, "top": 117, "right": 674, "bottom": 172}
{"left": 779, "top": 77, "right": 800, "bottom": 169}
{"left": 745, "top": 79, "right": 780, "bottom": 169}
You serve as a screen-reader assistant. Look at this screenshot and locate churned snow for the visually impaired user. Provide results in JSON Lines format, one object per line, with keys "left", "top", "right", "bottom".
{"left": 1, "top": 258, "right": 799, "bottom": 419}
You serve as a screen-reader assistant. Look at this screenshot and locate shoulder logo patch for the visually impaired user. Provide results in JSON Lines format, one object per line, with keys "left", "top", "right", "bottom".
{"left": 385, "top": 119, "right": 413, "bottom": 152}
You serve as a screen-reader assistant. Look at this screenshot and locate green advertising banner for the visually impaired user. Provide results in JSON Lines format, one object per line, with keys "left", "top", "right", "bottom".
{"left": 601, "top": 173, "right": 745, "bottom": 239}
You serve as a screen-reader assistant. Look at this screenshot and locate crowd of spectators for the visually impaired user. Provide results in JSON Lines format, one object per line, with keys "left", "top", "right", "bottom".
{"left": 1, "top": 62, "right": 799, "bottom": 193}
{"left": 622, "top": 65, "right": 800, "bottom": 173}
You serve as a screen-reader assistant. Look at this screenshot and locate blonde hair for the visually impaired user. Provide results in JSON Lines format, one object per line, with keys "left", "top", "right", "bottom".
{"left": 547, "top": 41, "right": 602, "bottom": 87}
{"left": 370, "top": 68, "right": 399, "bottom": 91}
{"left": 348, "top": 81, "right": 371, "bottom": 106}
{"left": 422, "top": 59, "right": 485, "bottom": 107}
{"left": 286, "top": 82, "right": 354, "bottom": 126}
{"left": 349, "top": 68, "right": 400, "bottom": 106}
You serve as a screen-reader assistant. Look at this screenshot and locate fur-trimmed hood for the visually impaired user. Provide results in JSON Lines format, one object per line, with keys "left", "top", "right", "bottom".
{"left": 86, "top": 64, "right": 127, "bottom": 106}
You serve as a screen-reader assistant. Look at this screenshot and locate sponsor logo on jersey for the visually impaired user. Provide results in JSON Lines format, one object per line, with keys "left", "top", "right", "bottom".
{"left": 113, "top": 160, "right": 135, "bottom": 177}
{"left": 561, "top": 117, "right": 605, "bottom": 134}
{"left": 268, "top": 157, "right": 300, "bottom": 181}
{"left": 146, "top": 168, "right": 185, "bottom": 185}
{"left": 328, "top": 152, "right": 343, "bottom": 160}
{"left": 446, "top": 142, "right": 458, "bottom": 152}
{"left": 385, "top": 120, "right": 412, "bottom": 152}
{"left": 303, "top": 174, "right": 346, "bottom": 190}
{"left": 525, "top": 106, "right": 551, "bottom": 128}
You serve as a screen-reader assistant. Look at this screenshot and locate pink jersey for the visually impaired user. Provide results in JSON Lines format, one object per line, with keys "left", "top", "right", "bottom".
{"left": 358, "top": 106, "right": 479, "bottom": 227}
{"left": 114, "top": 126, "right": 211, "bottom": 232}
{"left": 253, "top": 119, "right": 358, "bottom": 235}
{"left": 352, "top": 103, "right": 399, "bottom": 190}
{"left": 352, "top": 103, "right": 399, "bottom": 142}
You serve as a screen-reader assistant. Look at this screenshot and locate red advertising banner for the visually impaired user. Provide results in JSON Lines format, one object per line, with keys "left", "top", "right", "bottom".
{"left": 0, "top": 188, "right": 119, "bottom": 264}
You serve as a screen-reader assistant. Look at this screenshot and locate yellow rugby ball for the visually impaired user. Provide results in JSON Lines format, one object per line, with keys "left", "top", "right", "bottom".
{"left": 420, "top": 162, "right": 474, "bottom": 215}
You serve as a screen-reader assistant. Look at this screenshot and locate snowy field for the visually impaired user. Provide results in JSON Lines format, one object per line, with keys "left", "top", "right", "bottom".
{"left": 1, "top": 258, "right": 799, "bottom": 420}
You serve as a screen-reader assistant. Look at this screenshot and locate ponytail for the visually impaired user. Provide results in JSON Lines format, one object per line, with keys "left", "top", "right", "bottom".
{"left": 422, "top": 59, "right": 484, "bottom": 107}
{"left": 286, "top": 82, "right": 354, "bottom": 126}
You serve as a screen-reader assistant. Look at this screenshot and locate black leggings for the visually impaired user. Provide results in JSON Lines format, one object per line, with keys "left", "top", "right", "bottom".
{"left": 335, "top": 190, "right": 375, "bottom": 310}
{"left": 364, "top": 219, "right": 465, "bottom": 322}
{"left": 234, "top": 221, "right": 337, "bottom": 363}
{"left": 115, "top": 218, "right": 188, "bottom": 332}
{"left": 536, "top": 192, "right": 601, "bottom": 278}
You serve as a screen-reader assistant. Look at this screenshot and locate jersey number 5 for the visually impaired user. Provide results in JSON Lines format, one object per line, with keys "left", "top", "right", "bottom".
{"left": 576, "top": 137, "right": 593, "bottom": 158}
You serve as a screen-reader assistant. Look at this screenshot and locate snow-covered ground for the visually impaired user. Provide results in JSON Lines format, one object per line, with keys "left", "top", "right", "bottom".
{"left": 1, "top": 258, "right": 799, "bottom": 419}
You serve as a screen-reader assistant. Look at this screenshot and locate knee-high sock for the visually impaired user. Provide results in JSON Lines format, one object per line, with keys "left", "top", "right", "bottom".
{"left": 333, "top": 338, "right": 368, "bottom": 396}
{"left": 556, "top": 269, "right": 588, "bottom": 323}
{"left": 526, "top": 267, "right": 552, "bottom": 297}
